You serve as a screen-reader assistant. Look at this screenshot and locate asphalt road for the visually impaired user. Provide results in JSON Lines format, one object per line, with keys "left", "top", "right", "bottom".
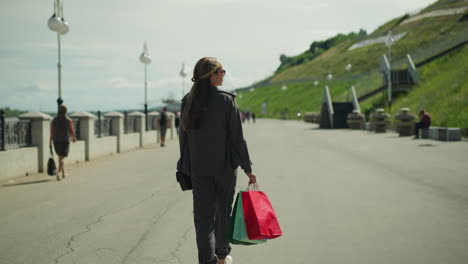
{"left": 1, "top": 119, "right": 467, "bottom": 264}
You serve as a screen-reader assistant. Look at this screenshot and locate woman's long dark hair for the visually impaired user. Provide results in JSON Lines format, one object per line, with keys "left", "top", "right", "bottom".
{"left": 181, "top": 57, "right": 221, "bottom": 130}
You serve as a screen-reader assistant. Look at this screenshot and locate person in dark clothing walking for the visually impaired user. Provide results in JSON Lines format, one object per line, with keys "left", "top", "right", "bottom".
{"left": 178, "top": 57, "right": 256, "bottom": 264}
{"left": 159, "top": 107, "right": 168, "bottom": 147}
{"left": 414, "top": 109, "right": 431, "bottom": 139}
{"left": 251, "top": 112, "right": 256, "bottom": 123}
{"left": 50, "top": 105, "right": 76, "bottom": 181}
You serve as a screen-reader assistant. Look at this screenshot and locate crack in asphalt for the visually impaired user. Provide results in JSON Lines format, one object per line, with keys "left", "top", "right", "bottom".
{"left": 170, "top": 225, "right": 194, "bottom": 264}
{"left": 120, "top": 195, "right": 184, "bottom": 264}
{"left": 54, "top": 190, "right": 161, "bottom": 264}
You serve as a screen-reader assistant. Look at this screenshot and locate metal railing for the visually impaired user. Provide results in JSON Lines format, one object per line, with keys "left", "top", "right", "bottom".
{"left": 0, "top": 114, "right": 32, "bottom": 151}
{"left": 147, "top": 116, "right": 158, "bottom": 131}
{"left": 94, "top": 111, "right": 112, "bottom": 137}
{"left": 124, "top": 115, "right": 137, "bottom": 134}
{"left": 393, "top": 26, "right": 468, "bottom": 69}
{"left": 72, "top": 119, "right": 81, "bottom": 140}
{"left": 390, "top": 70, "right": 414, "bottom": 85}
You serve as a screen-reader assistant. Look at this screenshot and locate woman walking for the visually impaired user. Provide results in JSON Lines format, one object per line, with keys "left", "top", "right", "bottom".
{"left": 178, "top": 57, "right": 256, "bottom": 264}
{"left": 50, "top": 105, "right": 76, "bottom": 181}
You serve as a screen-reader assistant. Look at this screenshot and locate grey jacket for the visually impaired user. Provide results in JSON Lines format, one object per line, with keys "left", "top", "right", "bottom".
{"left": 177, "top": 87, "right": 252, "bottom": 177}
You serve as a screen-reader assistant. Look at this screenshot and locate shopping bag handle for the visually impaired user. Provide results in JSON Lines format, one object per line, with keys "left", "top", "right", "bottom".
{"left": 246, "top": 183, "right": 260, "bottom": 191}
{"left": 49, "top": 145, "right": 54, "bottom": 158}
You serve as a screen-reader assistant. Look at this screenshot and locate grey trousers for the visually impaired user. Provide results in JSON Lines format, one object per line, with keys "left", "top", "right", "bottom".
{"left": 192, "top": 172, "right": 237, "bottom": 264}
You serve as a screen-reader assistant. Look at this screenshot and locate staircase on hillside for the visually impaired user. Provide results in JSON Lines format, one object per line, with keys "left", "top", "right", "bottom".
{"left": 357, "top": 54, "right": 419, "bottom": 102}
{"left": 319, "top": 86, "right": 361, "bottom": 129}
{"left": 380, "top": 53, "right": 419, "bottom": 93}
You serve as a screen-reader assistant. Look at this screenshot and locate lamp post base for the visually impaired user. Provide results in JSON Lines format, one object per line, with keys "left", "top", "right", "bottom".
{"left": 144, "top": 104, "right": 148, "bottom": 131}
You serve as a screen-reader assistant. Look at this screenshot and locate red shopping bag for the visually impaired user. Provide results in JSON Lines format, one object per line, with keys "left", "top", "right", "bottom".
{"left": 242, "top": 187, "right": 282, "bottom": 240}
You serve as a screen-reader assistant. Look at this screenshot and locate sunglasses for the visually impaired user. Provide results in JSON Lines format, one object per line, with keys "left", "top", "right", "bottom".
{"left": 217, "top": 69, "right": 226, "bottom": 75}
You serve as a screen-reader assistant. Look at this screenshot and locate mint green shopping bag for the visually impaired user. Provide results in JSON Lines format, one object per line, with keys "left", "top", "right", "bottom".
{"left": 231, "top": 191, "right": 267, "bottom": 245}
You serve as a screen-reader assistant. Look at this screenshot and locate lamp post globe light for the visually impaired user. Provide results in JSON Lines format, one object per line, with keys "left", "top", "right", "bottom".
{"left": 345, "top": 63, "right": 352, "bottom": 72}
{"left": 281, "top": 83, "right": 287, "bottom": 91}
{"left": 47, "top": 0, "right": 70, "bottom": 108}
{"left": 385, "top": 31, "right": 395, "bottom": 64}
{"left": 139, "top": 42, "right": 152, "bottom": 130}
{"left": 281, "top": 83, "right": 287, "bottom": 119}
{"left": 179, "top": 63, "right": 187, "bottom": 98}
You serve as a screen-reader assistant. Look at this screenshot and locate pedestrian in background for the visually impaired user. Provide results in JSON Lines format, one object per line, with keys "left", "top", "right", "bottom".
{"left": 251, "top": 112, "right": 256, "bottom": 123}
{"left": 50, "top": 105, "right": 76, "bottom": 181}
{"left": 178, "top": 57, "right": 256, "bottom": 264}
{"left": 414, "top": 109, "right": 431, "bottom": 139}
{"left": 159, "top": 107, "right": 168, "bottom": 147}
{"left": 175, "top": 111, "right": 180, "bottom": 136}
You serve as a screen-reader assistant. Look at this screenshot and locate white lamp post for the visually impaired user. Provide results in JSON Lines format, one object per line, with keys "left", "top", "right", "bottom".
{"left": 385, "top": 31, "right": 394, "bottom": 108}
{"left": 345, "top": 64, "right": 352, "bottom": 101}
{"left": 385, "top": 31, "right": 395, "bottom": 64}
{"left": 47, "top": 0, "right": 69, "bottom": 108}
{"left": 179, "top": 63, "right": 187, "bottom": 98}
{"left": 139, "top": 42, "right": 152, "bottom": 129}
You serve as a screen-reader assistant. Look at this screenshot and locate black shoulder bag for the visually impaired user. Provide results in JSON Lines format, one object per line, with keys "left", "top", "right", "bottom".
{"left": 176, "top": 133, "right": 192, "bottom": 191}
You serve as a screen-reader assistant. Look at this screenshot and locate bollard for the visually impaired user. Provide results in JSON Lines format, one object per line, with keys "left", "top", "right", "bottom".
{"left": 394, "top": 108, "right": 415, "bottom": 136}
{"left": 370, "top": 109, "right": 390, "bottom": 133}
{"left": 347, "top": 110, "right": 365, "bottom": 129}
{"left": 303, "top": 112, "right": 319, "bottom": 123}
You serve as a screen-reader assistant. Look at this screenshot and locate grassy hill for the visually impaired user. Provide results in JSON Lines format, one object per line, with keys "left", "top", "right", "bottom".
{"left": 236, "top": 0, "right": 468, "bottom": 135}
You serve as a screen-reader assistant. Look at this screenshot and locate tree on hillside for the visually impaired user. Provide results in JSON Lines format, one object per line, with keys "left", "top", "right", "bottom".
{"left": 276, "top": 29, "right": 367, "bottom": 73}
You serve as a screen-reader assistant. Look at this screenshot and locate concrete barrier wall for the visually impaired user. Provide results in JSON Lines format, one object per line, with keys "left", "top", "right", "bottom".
{"left": 0, "top": 147, "right": 38, "bottom": 179}
{"left": 142, "top": 130, "right": 158, "bottom": 145}
{"left": 64, "top": 141, "right": 86, "bottom": 166}
{"left": 121, "top": 133, "right": 140, "bottom": 152}
{"left": 92, "top": 136, "right": 117, "bottom": 159}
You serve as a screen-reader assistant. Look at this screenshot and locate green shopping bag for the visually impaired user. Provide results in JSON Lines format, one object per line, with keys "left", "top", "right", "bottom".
{"left": 230, "top": 191, "right": 267, "bottom": 245}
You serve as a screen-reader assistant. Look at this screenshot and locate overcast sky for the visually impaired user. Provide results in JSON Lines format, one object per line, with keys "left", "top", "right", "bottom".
{"left": 0, "top": 0, "right": 435, "bottom": 112}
